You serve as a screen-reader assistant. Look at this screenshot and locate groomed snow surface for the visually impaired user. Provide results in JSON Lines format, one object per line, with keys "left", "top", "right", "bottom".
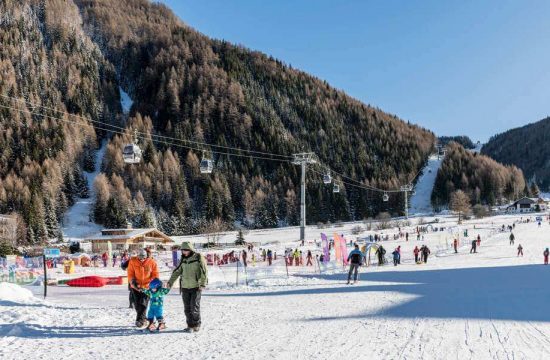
{"left": 3, "top": 213, "right": 550, "bottom": 359}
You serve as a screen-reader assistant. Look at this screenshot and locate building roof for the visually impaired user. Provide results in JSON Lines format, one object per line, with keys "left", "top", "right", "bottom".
{"left": 85, "top": 228, "right": 173, "bottom": 243}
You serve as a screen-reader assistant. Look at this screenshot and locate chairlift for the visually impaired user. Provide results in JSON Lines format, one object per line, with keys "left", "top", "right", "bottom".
{"left": 323, "top": 172, "right": 332, "bottom": 184}
{"left": 383, "top": 192, "right": 389, "bottom": 202}
{"left": 333, "top": 184, "right": 340, "bottom": 193}
{"left": 123, "top": 143, "right": 142, "bottom": 164}
{"left": 200, "top": 157, "right": 214, "bottom": 174}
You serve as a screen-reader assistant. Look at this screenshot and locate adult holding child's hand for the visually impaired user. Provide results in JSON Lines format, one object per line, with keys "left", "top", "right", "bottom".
{"left": 167, "top": 242, "right": 208, "bottom": 333}
{"left": 127, "top": 248, "right": 159, "bottom": 329}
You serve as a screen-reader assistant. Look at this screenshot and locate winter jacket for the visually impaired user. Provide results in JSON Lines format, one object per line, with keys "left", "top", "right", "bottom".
{"left": 544, "top": 250, "right": 549, "bottom": 258}
{"left": 347, "top": 249, "right": 364, "bottom": 264}
{"left": 168, "top": 242, "right": 208, "bottom": 289}
{"left": 142, "top": 288, "right": 170, "bottom": 307}
{"left": 392, "top": 251, "right": 400, "bottom": 260}
{"left": 127, "top": 257, "right": 159, "bottom": 289}
{"left": 413, "top": 247, "right": 420, "bottom": 255}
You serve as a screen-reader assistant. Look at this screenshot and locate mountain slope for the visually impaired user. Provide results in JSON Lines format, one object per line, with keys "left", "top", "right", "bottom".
{"left": 0, "top": 0, "right": 122, "bottom": 243}
{"left": 481, "top": 117, "right": 550, "bottom": 190}
{"left": 73, "top": 0, "right": 436, "bottom": 232}
{"left": 431, "top": 142, "right": 525, "bottom": 208}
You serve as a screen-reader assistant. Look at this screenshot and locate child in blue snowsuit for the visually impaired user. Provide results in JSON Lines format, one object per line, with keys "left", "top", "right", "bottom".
{"left": 392, "top": 250, "right": 400, "bottom": 266}
{"left": 142, "top": 278, "right": 170, "bottom": 331}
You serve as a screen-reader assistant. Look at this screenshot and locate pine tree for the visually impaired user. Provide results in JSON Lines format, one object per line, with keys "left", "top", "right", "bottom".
{"left": 235, "top": 229, "right": 245, "bottom": 245}
{"left": 105, "top": 197, "right": 127, "bottom": 228}
{"left": 44, "top": 198, "right": 59, "bottom": 239}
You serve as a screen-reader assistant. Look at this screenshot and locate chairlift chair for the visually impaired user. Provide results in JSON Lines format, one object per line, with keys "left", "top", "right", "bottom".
{"left": 200, "top": 158, "right": 214, "bottom": 174}
{"left": 323, "top": 173, "right": 332, "bottom": 184}
{"left": 333, "top": 184, "right": 340, "bottom": 193}
{"left": 123, "top": 143, "right": 142, "bottom": 164}
{"left": 383, "top": 192, "right": 389, "bottom": 202}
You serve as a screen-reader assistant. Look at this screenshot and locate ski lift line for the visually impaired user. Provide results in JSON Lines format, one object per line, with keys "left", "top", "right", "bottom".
{"left": 313, "top": 163, "right": 403, "bottom": 193}
{"left": 0, "top": 94, "right": 294, "bottom": 160}
{"left": 1, "top": 99, "right": 423, "bottom": 190}
{"left": 0, "top": 103, "right": 293, "bottom": 163}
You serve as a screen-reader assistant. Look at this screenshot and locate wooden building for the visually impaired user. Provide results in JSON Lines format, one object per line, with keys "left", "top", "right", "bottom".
{"left": 85, "top": 228, "right": 174, "bottom": 253}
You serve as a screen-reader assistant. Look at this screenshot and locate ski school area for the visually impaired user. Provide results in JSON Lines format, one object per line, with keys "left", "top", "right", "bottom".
{"left": 2, "top": 212, "right": 550, "bottom": 359}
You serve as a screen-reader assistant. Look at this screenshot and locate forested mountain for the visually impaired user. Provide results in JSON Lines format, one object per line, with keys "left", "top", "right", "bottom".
{"left": 74, "top": 0, "right": 436, "bottom": 234}
{"left": 431, "top": 142, "right": 525, "bottom": 208}
{"left": 481, "top": 117, "right": 550, "bottom": 191}
{"left": 0, "top": 0, "right": 121, "bottom": 244}
{"left": 438, "top": 136, "right": 476, "bottom": 149}
{"left": 0, "top": 0, "right": 436, "bottom": 243}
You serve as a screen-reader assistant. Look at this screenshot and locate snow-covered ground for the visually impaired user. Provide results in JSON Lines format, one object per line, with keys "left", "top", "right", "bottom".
{"left": 3, "top": 213, "right": 550, "bottom": 359}
{"left": 61, "top": 141, "right": 107, "bottom": 241}
{"left": 119, "top": 87, "right": 133, "bottom": 114}
{"left": 409, "top": 155, "right": 443, "bottom": 215}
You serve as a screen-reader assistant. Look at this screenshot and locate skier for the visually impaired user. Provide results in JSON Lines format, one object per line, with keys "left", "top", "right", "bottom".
{"left": 453, "top": 238, "right": 458, "bottom": 253}
{"left": 261, "top": 249, "right": 267, "bottom": 262}
{"left": 517, "top": 244, "right": 523, "bottom": 257}
{"left": 544, "top": 248, "right": 549, "bottom": 265}
{"left": 510, "top": 232, "right": 515, "bottom": 245}
{"left": 470, "top": 239, "right": 477, "bottom": 254}
{"left": 141, "top": 278, "right": 170, "bottom": 331}
{"left": 101, "top": 252, "right": 108, "bottom": 267}
{"left": 347, "top": 244, "right": 363, "bottom": 284}
{"left": 306, "top": 250, "right": 313, "bottom": 266}
{"left": 392, "top": 249, "right": 400, "bottom": 266}
{"left": 167, "top": 242, "right": 208, "bottom": 333}
{"left": 127, "top": 249, "right": 159, "bottom": 329}
{"left": 413, "top": 246, "right": 420, "bottom": 263}
{"left": 396, "top": 246, "right": 401, "bottom": 264}
{"left": 241, "top": 250, "right": 248, "bottom": 268}
{"left": 375, "top": 246, "right": 386, "bottom": 265}
{"left": 477, "top": 235, "right": 481, "bottom": 247}
{"left": 267, "top": 249, "right": 273, "bottom": 266}
{"left": 422, "top": 245, "right": 431, "bottom": 263}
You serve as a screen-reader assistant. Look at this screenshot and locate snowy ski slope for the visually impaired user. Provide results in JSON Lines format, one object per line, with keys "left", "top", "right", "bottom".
{"left": 3, "top": 213, "right": 550, "bottom": 359}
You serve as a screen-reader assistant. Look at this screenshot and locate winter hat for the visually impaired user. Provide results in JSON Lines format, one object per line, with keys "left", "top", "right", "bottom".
{"left": 149, "top": 278, "right": 162, "bottom": 290}
{"left": 137, "top": 249, "right": 147, "bottom": 259}
{"left": 180, "top": 242, "right": 195, "bottom": 252}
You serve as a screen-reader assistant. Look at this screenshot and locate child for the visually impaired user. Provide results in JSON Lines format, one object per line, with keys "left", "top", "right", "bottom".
{"left": 142, "top": 278, "right": 170, "bottom": 331}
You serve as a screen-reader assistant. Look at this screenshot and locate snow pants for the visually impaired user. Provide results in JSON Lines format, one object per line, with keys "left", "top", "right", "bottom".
{"left": 544, "top": 256, "right": 548, "bottom": 265}
{"left": 182, "top": 288, "right": 202, "bottom": 328}
{"left": 147, "top": 305, "right": 164, "bottom": 322}
{"left": 347, "top": 264, "right": 360, "bottom": 282}
{"left": 414, "top": 254, "right": 419, "bottom": 263}
{"left": 131, "top": 288, "right": 150, "bottom": 324}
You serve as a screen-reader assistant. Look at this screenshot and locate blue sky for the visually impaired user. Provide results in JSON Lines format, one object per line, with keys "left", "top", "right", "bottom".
{"left": 158, "top": 0, "right": 550, "bottom": 142}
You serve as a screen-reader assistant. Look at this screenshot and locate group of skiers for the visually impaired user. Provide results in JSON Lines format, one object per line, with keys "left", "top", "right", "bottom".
{"left": 413, "top": 245, "right": 431, "bottom": 264}
{"left": 122, "top": 243, "right": 208, "bottom": 333}
{"left": 241, "top": 248, "right": 274, "bottom": 267}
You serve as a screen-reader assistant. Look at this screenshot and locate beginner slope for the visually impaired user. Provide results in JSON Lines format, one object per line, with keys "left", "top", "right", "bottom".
{"left": 2, "top": 213, "right": 550, "bottom": 359}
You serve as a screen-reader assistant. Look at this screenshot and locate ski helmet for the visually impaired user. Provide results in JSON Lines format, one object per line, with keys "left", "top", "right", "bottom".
{"left": 149, "top": 278, "right": 162, "bottom": 290}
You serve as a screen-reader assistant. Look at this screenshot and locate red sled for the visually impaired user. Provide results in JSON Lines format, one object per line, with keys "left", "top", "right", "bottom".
{"left": 66, "top": 276, "right": 108, "bottom": 287}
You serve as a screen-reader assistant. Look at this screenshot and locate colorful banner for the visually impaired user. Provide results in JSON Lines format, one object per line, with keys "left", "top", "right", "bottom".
{"left": 334, "top": 234, "right": 348, "bottom": 265}
{"left": 333, "top": 234, "right": 342, "bottom": 263}
{"left": 321, "top": 233, "right": 330, "bottom": 262}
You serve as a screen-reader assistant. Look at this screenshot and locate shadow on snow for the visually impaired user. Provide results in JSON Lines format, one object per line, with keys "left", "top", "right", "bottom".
{"left": 206, "top": 264, "right": 550, "bottom": 322}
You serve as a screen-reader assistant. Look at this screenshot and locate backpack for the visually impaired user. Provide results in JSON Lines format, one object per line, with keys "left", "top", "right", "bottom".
{"left": 350, "top": 252, "right": 361, "bottom": 264}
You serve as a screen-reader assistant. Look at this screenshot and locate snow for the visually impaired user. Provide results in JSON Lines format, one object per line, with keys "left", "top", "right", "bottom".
{"left": 0, "top": 283, "right": 36, "bottom": 304}
{"left": 62, "top": 141, "right": 107, "bottom": 241}
{"left": 3, "top": 212, "right": 550, "bottom": 359}
{"left": 119, "top": 87, "right": 133, "bottom": 114}
{"left": 409, "top": 155, "right": 443, "bottom": 215}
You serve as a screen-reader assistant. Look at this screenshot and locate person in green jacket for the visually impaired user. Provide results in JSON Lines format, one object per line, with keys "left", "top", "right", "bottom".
{"left": 167, "top": 242, "right": 208, "bottom": 333}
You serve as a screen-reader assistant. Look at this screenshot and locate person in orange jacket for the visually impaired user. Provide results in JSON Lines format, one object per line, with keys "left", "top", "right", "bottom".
{"left": 127, "top": 248, "right": 159, "bottom": 329}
